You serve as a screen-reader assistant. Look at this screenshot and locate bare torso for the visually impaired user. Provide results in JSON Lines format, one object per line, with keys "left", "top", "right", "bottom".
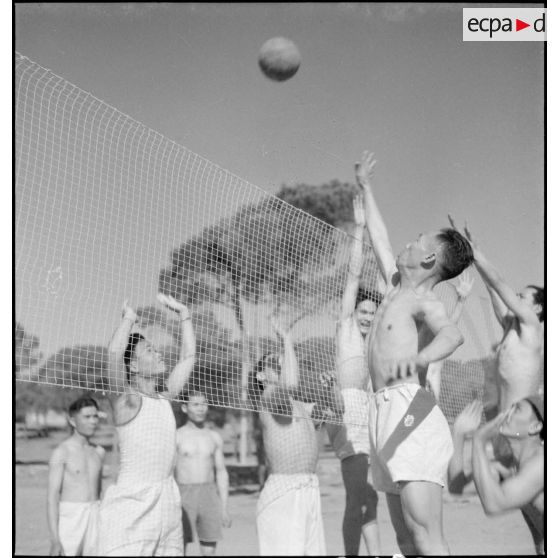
{"left": 367, "top": 287, "right": 435, "bottom": 391}
{"left": 497, "top": 318, "right": 543, "bottom": 410}
{"left": 260, "top": 399, "right": 318, "bottom": 475}
{"left": 57, "top": 438, "right": 104, "bottom": 502}
{"left": 175, "top": 423, "right": 220, "bottom": 484}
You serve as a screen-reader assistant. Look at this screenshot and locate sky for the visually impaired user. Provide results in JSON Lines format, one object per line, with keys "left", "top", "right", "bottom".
{"left": 14, "top": 3, "right": 545, "bottom": 356}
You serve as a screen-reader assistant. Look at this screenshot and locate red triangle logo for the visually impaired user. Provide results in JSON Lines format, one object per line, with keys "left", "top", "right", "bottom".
{"left": 516, "top": 19, "right": 530, "bottom": 31}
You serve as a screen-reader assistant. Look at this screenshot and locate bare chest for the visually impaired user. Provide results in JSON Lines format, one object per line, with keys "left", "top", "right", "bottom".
{"left": 177, "top": 430, "right": 216, "bottom": 458}
{"left": 64, "top": 447, "right": 102, "bottom": 480}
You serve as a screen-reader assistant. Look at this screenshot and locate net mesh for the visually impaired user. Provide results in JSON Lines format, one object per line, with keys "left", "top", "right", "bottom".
{"left": 16, "top": 52, "right": 506, "bottom": 435}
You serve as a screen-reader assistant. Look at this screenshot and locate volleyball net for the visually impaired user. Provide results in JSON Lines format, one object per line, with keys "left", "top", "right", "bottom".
{"left": 16, "top": 52, "right": 504, "bottom": 432}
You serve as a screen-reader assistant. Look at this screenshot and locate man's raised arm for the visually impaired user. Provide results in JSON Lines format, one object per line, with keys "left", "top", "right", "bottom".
{"left": 459, "top": 223, "right": 540, "bottom": 328}
{"left": 354, "top": 151, "right": 397, "bottom": 286}
{"left": 158, "top": 293, "right": 196, "bottom": 398}
{"left": 272, "top": 316, "right": 299, "bottom": 392}
{"left": 106, "top": 300, "right": 137, "bottom": 393}
{"left": 339, "top": 195, "right": 366, "bottom": 321}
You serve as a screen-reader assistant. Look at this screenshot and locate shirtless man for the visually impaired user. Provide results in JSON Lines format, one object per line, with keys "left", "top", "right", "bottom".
{"left": 355, "top": 150, "right": 474, "bottom": 555}
{"left": 472, "top": 396, "right": 544, "bottom": 554}
{"left": 326, "top": 194, "right": 381, "bottom": 556}
{"left": 449, "top": 219, "right": 544, "bottom": 412}
{"left": 48, "top": 396, "right": 105, "bottom": 556}
{"left": 175, "top": 391, "right": 231, "bottom": 556}
{"left": 98, "top": 294, "right": 195, "bottom": 556}
{"left": 249, "top": 316, "right": 326, "bottom": 556}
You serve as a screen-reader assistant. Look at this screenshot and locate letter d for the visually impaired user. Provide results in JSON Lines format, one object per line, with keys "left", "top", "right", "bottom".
{"left": 534, "top": 13, "right": 545, "bottom": 32}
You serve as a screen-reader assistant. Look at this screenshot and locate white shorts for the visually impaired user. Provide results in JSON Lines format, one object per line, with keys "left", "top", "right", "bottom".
{"left": 257, "top": 474, "right": 326, "bottom": 556}
{"left": 369, "top": 383, "right": 453, "bottom": 494}
{"left": 98, "top": 476, "right": 183, "bottom": 556}
{"left": 58, "top": 500, "right": 99, "bottom": 556}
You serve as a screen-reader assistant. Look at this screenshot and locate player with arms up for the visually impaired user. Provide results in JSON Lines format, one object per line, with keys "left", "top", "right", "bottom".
{"left": 98, "top": 294, "right": 196, "bottom": 556}
{"left": 355, "top": 151, "right": 474, "bottom": 555}
{"left": 325, "top": 194, "right": 381, "bottom": 556}
{"left": 250, "top": 315, "right": 326, "bottom": 556}
{"left": 175, "top": 391, "right": 231, "bottom": 556}
{"left": 448, "top": 218, "right": 544, "bottom": 413}
{"left": 48, "top": 396, "right": 105, "bottom": 556}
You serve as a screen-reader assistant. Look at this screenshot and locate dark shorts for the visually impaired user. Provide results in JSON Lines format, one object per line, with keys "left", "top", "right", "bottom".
{"left": 178, "top": 483, "right": 222, "bottom": 544}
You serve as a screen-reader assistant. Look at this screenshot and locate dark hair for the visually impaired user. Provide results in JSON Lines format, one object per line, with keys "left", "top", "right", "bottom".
{"left": 525, "top": 400, "right": 545, "bottom": 442}
{"left": 355, "top": 287, "right": 383, "bottom": 310}
{"left": 526, "top": 285, "right": 545, "bottom": 322}
{"left": 248, "top": 352, "right": 278, "bottom": 407}
{"left": 435, "top": 228, "right": 475, "bottom": 281}
{"left": 183, "top": 389, "right": 207, "bottom": 404}
{"left": 123, "top": 332, "right": 146, "bottom": 383}
{"left": 68, "top": 396, "right": 99, "bottom": 417}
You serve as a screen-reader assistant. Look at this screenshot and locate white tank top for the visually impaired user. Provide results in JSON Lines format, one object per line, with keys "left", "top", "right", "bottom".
{"left": 116, "top": 395, "right": 177, "bottom": 486}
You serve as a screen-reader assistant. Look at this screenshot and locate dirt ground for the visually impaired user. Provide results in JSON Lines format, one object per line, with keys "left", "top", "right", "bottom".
{"left": 15, "top": 432, "right": 537, "bottom": 556}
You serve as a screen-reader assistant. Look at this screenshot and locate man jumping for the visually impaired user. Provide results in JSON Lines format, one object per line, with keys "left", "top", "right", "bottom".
{"left": 355, "top": 150, "right": 474, "bottom": 555}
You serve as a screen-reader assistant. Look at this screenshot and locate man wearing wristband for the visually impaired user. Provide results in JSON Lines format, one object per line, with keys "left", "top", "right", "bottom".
{"left": 98, "top": 293, "right": 196, "bottom": 556}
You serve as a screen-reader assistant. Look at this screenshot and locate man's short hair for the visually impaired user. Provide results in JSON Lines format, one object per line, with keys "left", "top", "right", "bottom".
{"left": 68, "top": 396, "right": 99, "bottom": 416}
{"left": 435, "top": 228, "right": 474, "bottom": 281}
{"left": 355, "top": 287, "right": 383, "bottom": 310}
{"left": 183, "top": 389, "right": 207, "bottom": 403}
{"left": 524, "top": 395, "right": 544, "bottom": 441}
{"left": 527, "top": 285, "right": 545, "bottom": 322}
{"left": 123, "top": 332, "right": 146, "bottom": 382}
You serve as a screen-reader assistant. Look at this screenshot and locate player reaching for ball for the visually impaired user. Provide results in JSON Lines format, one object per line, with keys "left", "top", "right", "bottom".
{"left": 249, "top": 314, "right": 326, "bottom": 556}
{"left": 448, "top": 217, "right": 544, "bottom": 414}
{"left": 355, "top": 150, "right": 474, "bottom": 555}
{"left": 98, "top": 294, "right": 196, "bottom": 556}
{"left": 324, "top": 194, "right": 382, "bottom": 556}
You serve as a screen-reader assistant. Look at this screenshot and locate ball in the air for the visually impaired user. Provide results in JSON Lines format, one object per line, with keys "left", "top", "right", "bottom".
{"left": 258, "top": 37, "right": 301, "bottom": 82}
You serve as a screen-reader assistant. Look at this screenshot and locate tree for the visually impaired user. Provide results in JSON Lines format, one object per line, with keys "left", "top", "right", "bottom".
{"left": 277, "top": 180, "right": 357, "bottom": 229}
{"left": 37, "top": 345, "right": 109, "bottom": 391}
{"left": 158, "top": 181, "right": 381, "bottom": 461}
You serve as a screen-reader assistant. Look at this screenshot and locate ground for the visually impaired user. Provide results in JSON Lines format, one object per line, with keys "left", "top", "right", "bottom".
{"left": 15, "top": 429, "right": 536, "bottom": 556}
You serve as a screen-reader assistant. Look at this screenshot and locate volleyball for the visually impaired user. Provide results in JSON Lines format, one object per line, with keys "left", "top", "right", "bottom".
{"left": 258, "top": 37, "right": 301, "bottom": 82}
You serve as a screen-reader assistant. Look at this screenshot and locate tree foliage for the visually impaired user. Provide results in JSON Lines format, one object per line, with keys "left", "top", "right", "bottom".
{"left": 277, "top": 180, "right": 358, "bottom": 230}
{"left": 37, "top": 345, "right": 109, "bottom": 391}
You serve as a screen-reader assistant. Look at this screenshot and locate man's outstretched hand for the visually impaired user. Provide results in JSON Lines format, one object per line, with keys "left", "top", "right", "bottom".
{"left": 453, "top": 270, "right": 475, "bottom": 300}
{"left": 157, "top": 293, "right": 191, "bottom": 319}
{"left": 355, "top": 150, "right": 377, "bottom": 190}
{"left": 121, "top": 299, "right": 138, "bottom": 323}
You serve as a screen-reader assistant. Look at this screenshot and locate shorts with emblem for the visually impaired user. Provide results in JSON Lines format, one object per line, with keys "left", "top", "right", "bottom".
{"left": 369, "top": 383, "right": 453, "bottom": 494}
{"left": 178, "top": 483, "right": 223, "bottom": 544}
